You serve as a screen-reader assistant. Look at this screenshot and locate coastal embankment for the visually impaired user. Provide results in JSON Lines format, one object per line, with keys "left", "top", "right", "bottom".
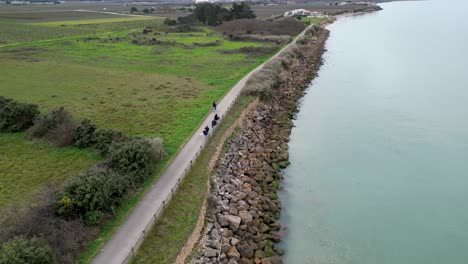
{"left": 193, "top": 26, "right": 330, "bottom": 264}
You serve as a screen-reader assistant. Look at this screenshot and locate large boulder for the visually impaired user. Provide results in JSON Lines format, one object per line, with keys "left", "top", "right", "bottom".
{"left": 227, "top": 246, "right": 241, "bottom": 260}
{"left": 225, "top": 215, "right": 242, "bottom": 231}
{"left": 239, "top": 210, "right": 253, "bottom": 224}
{"left": 237, "top": 243, "right": 254, "bottom": 258}
{"left": 204, "top": 247, "right": 218, "bottom": 258}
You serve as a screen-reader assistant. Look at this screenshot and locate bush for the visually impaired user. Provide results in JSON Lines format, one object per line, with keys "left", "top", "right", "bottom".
{"left": 28, "top": 107, "right": 76, "bottom": 147}
{"left": 93, "top": 129, "right": 129, "bottom": 156}
{"left": 0, "top": 96, "right": 39, "bottom": 133}
{"left": 148, "top": 137, "right": 166, "bottom": 163}
{"left": 84, "top": 211, "right": 104, "bottom": 226}
{"left": 73, "top": 119, "right": 96, "bottom": 148}
{"left": 0, "top": 187, "right": 97, "bottom": 264}
{"left": 163, "top": 18, "right": 177, "bottom": 26}
{"left": 0, "top": 236, "right": 56, "bottom": 264}
{"left": 108, "top": 138, "right": 154, "bottom": 183}
{"left": 56, "top": 166, "right": 129, "bottom": 219}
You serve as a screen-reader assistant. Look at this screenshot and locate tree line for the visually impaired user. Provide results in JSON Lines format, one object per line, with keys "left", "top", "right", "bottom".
{"left": 165, "top": 2, "right": 256, "bottom": 27}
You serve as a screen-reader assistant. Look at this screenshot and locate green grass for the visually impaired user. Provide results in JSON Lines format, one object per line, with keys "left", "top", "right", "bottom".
{"left": 36, "top": 16, "right": 153, "bottom": 26}
{"left": 0, "top": 18, "right": 161, "bottom": 45}
{"left": 0, "top": 133, "right": 98, "bottom": 208}
{"left": 0, "top": 28, "right": 276, "bottom": 155}
{"left": 301, "top": 17, "right": 327, "bottom": 24}
{"left": 131, "top": 96, "right": 254, "bottom": 264}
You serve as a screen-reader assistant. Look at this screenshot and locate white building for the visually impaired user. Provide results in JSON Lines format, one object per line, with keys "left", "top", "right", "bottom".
{"left": 284, "top": 9, "right": 312, "bottom": 17}
{"left": 284, "top": 9, "right": 324, "bottom": 17}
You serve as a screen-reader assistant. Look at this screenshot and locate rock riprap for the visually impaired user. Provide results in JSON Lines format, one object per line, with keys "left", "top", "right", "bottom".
{"left": 194, "top": 28, "right": 329, "bottom": 264}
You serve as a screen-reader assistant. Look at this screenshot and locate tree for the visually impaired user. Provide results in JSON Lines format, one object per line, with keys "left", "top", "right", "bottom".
{"left": 0, "top": 236, "right": 56, "bottom": 264}
{"left": 193, "top": 3, "right": 226, "bottom": 26}
{"left": 231, "top": 2, "right": 256, "bottom": 19}
{"left": 130, "top": 7, "right": 138, "bottom": 14}
{"left": 143, "top": 8, "right": 150, "bottom": 14}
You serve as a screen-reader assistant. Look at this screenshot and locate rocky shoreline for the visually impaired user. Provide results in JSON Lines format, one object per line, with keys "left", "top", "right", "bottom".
{"left": 193, "top": 28, "right": 330, "bottom": 264}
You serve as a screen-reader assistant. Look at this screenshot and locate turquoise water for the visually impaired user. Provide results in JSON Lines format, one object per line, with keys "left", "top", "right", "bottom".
{"left": 279, "top": 1, "right": 468, "bottom": 263}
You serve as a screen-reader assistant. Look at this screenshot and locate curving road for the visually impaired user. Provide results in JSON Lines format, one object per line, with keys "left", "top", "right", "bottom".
{"left": 92, "top": 23, "right": 314, "bottom": 264}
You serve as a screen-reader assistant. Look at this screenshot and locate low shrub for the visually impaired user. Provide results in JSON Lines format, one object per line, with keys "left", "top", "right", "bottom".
{"left": 243, "top": 59, "right": 283, "bottom": 100}
{"left": 73, "top": 119, "right": 96, "bottom": 148}
{"left": 0, "top": 96, "right": 39, "bottom": 133}
{"left": 84, "top": 211, "right": 104, "bottom": 226}
{"left": 108, "top": 138, "right": 154, "bottom": 183}
{"left": 163, "top": 18, "right": 177, "bottom": 26}
{"left": 93, "top": 129, "right": 129, "bottom": 156}
{"left": 56, "top": 166, "right": 129, "bottom": 220}
{"left": 148, "top": 137, "right": 166, "bottom": 163}
{"left": 28, "top": 107, "right": 76, "bottom": 147}
{"left": 0, "top": 236, "right": 56, "bottom": 264}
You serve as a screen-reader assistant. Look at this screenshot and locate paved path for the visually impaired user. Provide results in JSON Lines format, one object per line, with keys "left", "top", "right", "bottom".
{"left": 92, "top": 24, "right": 313, "bottom": 264}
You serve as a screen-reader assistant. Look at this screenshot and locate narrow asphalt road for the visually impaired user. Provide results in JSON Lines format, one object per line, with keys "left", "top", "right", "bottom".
{"left": 92, "top": 24, "right": 313, "bottom": 264}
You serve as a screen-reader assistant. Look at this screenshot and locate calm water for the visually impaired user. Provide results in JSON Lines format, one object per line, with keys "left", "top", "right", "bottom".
{"left": 279, "top": 1, "right": 468, "bottom": 263}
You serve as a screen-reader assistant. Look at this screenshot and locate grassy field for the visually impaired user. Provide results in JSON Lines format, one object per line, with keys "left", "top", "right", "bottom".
{"left": 0, "top": 18, "right": 160, "bottom": 45}
{"left": 131, "top": 96, "right": 253, "bottom": 264}
{"left": 0, "top": 133, "right": 98, "bottom": 208}
{"left": 0, "top": 25, "right": 275, "bottom": 155}
{"left": 302, "top": 16, "right": 328, "bottom": 24}
{"left": 0, "top": 10, "right": 138, "bottom": 23}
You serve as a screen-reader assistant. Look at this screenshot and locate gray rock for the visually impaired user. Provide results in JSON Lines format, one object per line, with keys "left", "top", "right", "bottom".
{"left": 210, "top": 228, "right": 220, "bottom": 240}
{"left": 227, "top": 246, "right": 240, "bottom": 260}
{"left": 239, "top": 210, "right": 253, "bottom": 224}
{"left": 218, "top": 214, "right": 229, "bottom": 227}
{"left": 221, "top": 243, "right": 230, "bottom": 254}
{"left": 225, "top": 215, "right": 241, "bottom": 231}
{"left": 231, "top": 237, "right": 240, "bottom": 246}
{"left": 204, "top": 247, "right": 218, "bottom": 258}
{"left": 237, "top": 243, "right": 254, "bottom": 258}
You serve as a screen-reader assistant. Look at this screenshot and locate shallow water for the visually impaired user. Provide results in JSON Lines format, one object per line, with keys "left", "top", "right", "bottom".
{"left": 279, "top": 1, "right": 468, "bottom": 263}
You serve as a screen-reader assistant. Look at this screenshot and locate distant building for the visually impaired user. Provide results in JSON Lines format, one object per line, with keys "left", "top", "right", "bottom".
{"left": 284, "top": 9, "right": 324, "bottom": 17}
{"left": 284, "top": 9, "right": 312, "bottom": 17}
{"left": 10, "top": 0, "right": 30, "bottom": 5}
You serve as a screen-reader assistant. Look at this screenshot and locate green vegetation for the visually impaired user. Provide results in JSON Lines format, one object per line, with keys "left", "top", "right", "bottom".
{"left": 0, "top": 18, "right": 161, "bottom": 45}
{"left": 0, "top": 236, "right": 56, "bottom": 264}
{"left": 37, "top": 16, "right": 153, "bottom": 26}
{"left": 0, "top": 133, "right": 98, "bottom": 208}
{"left": 191, "top": 2, "right": 255, "bottom": 26}
{"left": 0, "top": 26, "right": 275, "bottom": 155}
{"left": 301, "top": 16, "right": 327, "bottom": 25}
{"left": 132, "top": 96, "right": 253, "bottom": 264}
